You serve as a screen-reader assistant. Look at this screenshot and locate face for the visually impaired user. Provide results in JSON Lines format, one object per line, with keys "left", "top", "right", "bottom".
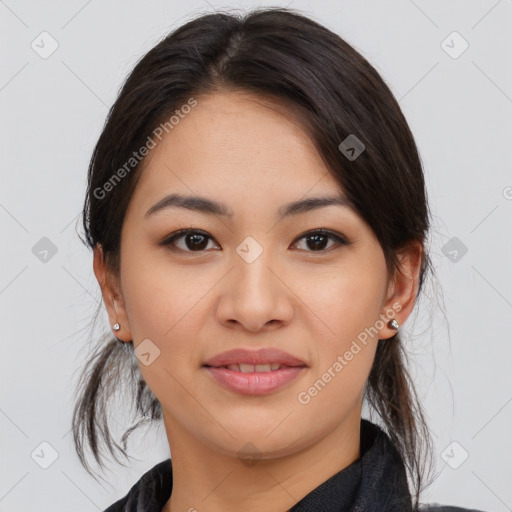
{"left": 96, "top": 90, "right": 414, "bottom": 460}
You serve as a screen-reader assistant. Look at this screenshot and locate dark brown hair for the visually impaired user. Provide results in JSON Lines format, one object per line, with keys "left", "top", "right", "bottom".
{"left": 74, "top": 6, "right": 435, "bottom": 507}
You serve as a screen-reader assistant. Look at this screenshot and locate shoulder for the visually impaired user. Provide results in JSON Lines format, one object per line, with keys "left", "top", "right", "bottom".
{"left": 419, "top": 504, "right": 487, "bottom": 512}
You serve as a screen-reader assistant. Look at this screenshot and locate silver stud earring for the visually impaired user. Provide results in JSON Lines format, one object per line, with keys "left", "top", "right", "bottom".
{"left": 387, "top": 319, "right": 399, "bottom": 331}
{"left": 112, "top": 323, "right": 121, "bottom": 331}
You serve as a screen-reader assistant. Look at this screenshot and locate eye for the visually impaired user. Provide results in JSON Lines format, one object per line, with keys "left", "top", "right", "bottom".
{"left": 160, "top": 229, "right": 219, "bottom": 253}
{"left": 292, "top": 229, "right": 350, "bottom": 253}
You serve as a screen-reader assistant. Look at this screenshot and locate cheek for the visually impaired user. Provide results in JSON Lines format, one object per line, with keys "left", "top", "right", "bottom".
{"left": 118, "top": 246, "right": 205, "bottom": 406}
{"left": 302, "top": 255, "right": 386, "bottom": 346}
{"left": 298, "top": 257, "right": 386, "bottom": 406}
{"left": 120, "top": 241, "right": 206, "bottom": 340}
{"left": 119, "top": 242, "right": 220, "bottom": 396}
{"left": 296, "top": 294, "right": 380, "bottom": 426}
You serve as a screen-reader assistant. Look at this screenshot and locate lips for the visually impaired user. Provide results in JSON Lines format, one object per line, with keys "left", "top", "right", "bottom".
{"left": 203, "top": 347, "right": 307, "bottom": 370}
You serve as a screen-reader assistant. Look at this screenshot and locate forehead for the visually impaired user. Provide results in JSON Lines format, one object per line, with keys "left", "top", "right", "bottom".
{"left": 130, "top": 91, "right": 347, "bottom": 213}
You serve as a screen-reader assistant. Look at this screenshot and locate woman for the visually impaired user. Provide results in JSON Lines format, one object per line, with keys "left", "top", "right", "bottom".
{"left": 73, "top": 7, "right": 486, "bottom": 512}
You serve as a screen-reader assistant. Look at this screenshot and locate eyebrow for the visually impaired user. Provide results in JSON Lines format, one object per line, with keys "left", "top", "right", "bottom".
{"left": 144, "top": 193, "right": 353, "bottom": 219}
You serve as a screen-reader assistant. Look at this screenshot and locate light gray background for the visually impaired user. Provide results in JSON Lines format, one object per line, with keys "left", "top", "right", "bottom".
{"left": 1, "top": 1, "right": 511, "bottom": 511}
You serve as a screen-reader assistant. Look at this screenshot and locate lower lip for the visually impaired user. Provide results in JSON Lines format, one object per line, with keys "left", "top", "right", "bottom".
{"left": 203, "top": 366, "right": 306, "bottom": 395}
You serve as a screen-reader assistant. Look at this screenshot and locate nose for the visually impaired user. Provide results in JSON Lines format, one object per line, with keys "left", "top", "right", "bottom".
{"left": 215, "top": 249, "right": 294, "bottom": 333}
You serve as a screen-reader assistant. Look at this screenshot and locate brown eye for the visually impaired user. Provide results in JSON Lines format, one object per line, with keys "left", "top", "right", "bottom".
{"left": 160, "top": 229, "right": 219, "bottom": 252}
{"left": 293, "top": 229, "right": 349, "bottom": 252}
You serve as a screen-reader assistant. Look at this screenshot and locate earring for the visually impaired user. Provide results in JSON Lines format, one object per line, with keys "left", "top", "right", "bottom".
{"left": 112, "top": 323, "right": 120, "bottom": 331}
{"left": 387, "top": 319, "right": 399, "bottom": 331}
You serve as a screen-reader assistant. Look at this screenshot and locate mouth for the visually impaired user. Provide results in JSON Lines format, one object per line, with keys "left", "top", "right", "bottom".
{"left": 203, "top": 363, "right": 304, "bottom": 372}
{"left": 202, "top": 347, "right": 307, "bottom": 394}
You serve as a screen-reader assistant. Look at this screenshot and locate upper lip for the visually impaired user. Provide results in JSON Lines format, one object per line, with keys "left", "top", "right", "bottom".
{"left": 203, "top": 348, "right": 307, "bottom": 367}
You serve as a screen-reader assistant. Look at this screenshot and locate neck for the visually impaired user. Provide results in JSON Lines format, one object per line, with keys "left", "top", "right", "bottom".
{"left": 161, "top": 411, "right": 361, "bottom": 512}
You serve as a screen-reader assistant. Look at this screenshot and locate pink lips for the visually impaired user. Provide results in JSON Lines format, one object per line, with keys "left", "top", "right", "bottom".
{"left": 202, "top": 347, "right": 307, "bottom": 395}
{"left": 203, "top": 347, "right": 307, "bottom": 367}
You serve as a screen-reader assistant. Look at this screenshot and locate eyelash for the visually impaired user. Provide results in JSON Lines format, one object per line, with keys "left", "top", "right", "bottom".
{"left": 159, "top": 228, "right": 351, "bottom": 255}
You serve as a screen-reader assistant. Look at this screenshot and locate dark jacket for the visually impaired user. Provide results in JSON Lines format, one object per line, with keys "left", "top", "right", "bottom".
{"left": 103, "top": 419, "right": 485, "bottom": 512}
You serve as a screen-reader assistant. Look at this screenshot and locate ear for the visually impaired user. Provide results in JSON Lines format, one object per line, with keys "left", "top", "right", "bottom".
{"left": 378, "top": 241, "right": 423, "bottom": 340}
{"left": 93, "top": 244, "right": 132, "bottom": 343}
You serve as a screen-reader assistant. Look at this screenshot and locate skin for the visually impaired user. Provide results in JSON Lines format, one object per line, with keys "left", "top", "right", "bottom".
{"left": 93, "top": 90, "right": 422, "bottom": 512}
